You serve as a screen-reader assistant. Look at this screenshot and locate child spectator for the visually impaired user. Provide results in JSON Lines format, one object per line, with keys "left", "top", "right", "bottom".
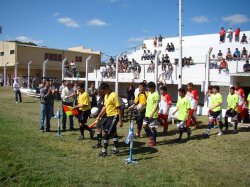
{"left": 243, "top": 60, "right": 250, "bottom": 72}
{"left": 241, "top": 34, "right": 248, "bottom": 44}
{"left": 235, "top": 28, "right": 241, "bottom": 42}
{"left": 218, "top": 59, "right": 229, "bottom": 74}
{"left": 227, "top": 27, "right": 233, "bottom": 43}
{"left": 219, "top": 27, "right": 226, "bottom": 43}
{"left": 147, "top": 61, "right": 155, "bottom": 73}
{"left": 141, "top": 50, "right": 147, "bottom": 60}
{"left": 226, "top": 48, "right": 233, "bottom": 60}
{"left": 233, "top": 48, "right": 241, "bottom": 60}
{"left": 241, "top": 47, "right": 248, "bottom": 60}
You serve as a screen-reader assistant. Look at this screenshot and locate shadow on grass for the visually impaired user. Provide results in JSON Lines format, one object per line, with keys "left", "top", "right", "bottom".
{"left": 22, "top": 101, "right": 38, "bottom": 104}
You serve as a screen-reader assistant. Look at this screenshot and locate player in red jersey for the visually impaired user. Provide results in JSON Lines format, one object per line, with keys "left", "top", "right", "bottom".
{"left": 186, "top": 82, "right": 199, "bottom": 129}
{"left": 234, "top": 82, "right": 246, "bottom": 122}
{"left": 158, "top": 85, "right": 172, "bottom": 135}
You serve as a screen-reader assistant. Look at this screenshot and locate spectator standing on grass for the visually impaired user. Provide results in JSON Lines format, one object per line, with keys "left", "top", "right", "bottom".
{"left": 243, "top": 60, "right": 250, "bottom": 72}
{"left": 219, "top": 27, "right": 226, "bottom": 43}
{"left": 40, "top": 79, "right": 54, "bottom": 132}
{"left": 13, "top": 78, "right": 22, "bottom": 103}
{"left": 61, "top": 82, "right": 76, "bottom": 131}
{"left": 158, "top": 34, "right": 163, "bottom": 47}
{"left": 88, "top": 82, "right": 97, "bottom": 108}
{"left": 227, "top": 27, "right": 233, "bottom": 43}
{"left": 235, "top": 28, "right": 240, "bottom": 42}
{"left": 241, "top": 34, "right": 248, "bottom": 44}
{"left": 233, "top": 48, "right": 241, "bottom": 60}
{"left": 127, "top": 83, "right": 135, "bottom": 106}
{"left": 50, "top": 80, "right": 56, "bottom": 117}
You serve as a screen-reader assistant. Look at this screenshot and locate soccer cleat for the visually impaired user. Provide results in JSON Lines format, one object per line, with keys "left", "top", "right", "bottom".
{"left": 217, "top": 131, "right": 223, "bottom": 136}
{"left": 92, "top": 143, "right": 102, "bottom": 148}
{"left": 203, "top": 130, "right": 210, "bottom": 136}
{"left": 45, "top": 129, "right": 51, "bottom": 132}
{"left": 77, "top": 135, "right": 85, "bottom": 140}
{"left": 90, "top": 130, "right": 95, "bottom": 139}
{"left": 40, "top": 127, "right": 44, "bottom": 131}
{"left": 99, "top": 150, "right": 108, "bottom": 157}
{"left": 111, "top": 147, "right": 120, "bottom": 155}
{"left": 233, "top": 129, "right": 238, "bottom": 134}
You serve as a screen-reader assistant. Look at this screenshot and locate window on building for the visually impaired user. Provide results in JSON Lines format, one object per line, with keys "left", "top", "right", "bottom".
{"left": 44, "top": 52, "right": 62, "bottom": 61}
{"left": 10, "top": 50, "right": 15, "bottom": 55}
{"left": 75, "top": 56, "right": 82, "bottom": 62}
{"left": 0, "top": 52, "right": 4, "bottom": 56}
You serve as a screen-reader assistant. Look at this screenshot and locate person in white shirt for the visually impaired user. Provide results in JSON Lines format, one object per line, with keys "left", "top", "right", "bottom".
{"left": 70, "top": 61, "right": 76, "bottom": 77}
{"left": 13, "top": 78, "right": 22, "bottom": 103}
{"left": 61, "top": 82, "right": 76, "bottom": 131}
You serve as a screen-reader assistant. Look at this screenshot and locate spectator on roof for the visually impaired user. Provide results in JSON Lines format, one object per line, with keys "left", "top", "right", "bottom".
{"left": 147, "top": 50, "right": 153, "bottom": 60}
{"left": 219, "top": 27, "right": 226, "bottom": 43}
{"left": 241, "top": 47, "right": 248, "bottom": 60}
{"left": 170, "top": 43, "right": 175, "bottom": 52}
{"left": 158, "top": 34, "right": 163, "bottom": 47}
{"left": 227, "top": 27, "right": 233, "bottom": 43}
{"left": 243, "top": 60, "right": 250, "bottom": 72}
{"left": 217, "top": 50, "right": 223, "bottom": 60}
{"left": 218, "top": 59, "right": 229, "bottom": 74}
{"left": 189, "top": 57, "right": 194, "bottom": 65}
{"left": 233, "top": 48, "right": 241, "bottom": 60}
{"left": 142, "top": 43, "right": 147, "bottom": 50}
{"left": 226, "top": 48, "right": 233, "bottom": 60}
{"left": 235, "top": 28, "right": 241, "bottom": 42}
{"left": 165, "top": 43, "right": 171, "bottom": 52}
{"left": 153, "top": 37, "right": 157, "bottom": 47}
{"left": 241, "top": 34, "right": 248, "bottom": 44}
{"left": 163, "top": 54, "right": 170, "bottom": 65}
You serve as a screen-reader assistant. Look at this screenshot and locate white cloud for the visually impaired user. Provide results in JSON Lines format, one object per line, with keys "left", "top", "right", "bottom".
{"left": 87, "top": 19, "right": 107, "bottom": 26}
{"left": 128, "top": 37, "right": 146, "bottom": 42}
{"left": 15, "top": 36, "right": 44, "bottom": 44}
{"left": 191, "top": 16, "right": 209, "bottom": 23}
{"left": 57, "top": 17, "right": 80, "bottom": 28}
{"left": 53, "top": 12, "right": 59, "bottom": 17}
{"left": 222, "top": 14, "right": 250, "bottom": 25}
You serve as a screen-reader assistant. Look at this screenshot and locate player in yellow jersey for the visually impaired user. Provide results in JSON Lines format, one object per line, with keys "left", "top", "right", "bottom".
{"left": 73, "top": 83, "right": 95, "bottom": 140}
{"left": 128, "top": 82, "right": 148, "bottom": 138}
{"left": 224, "top": 87, "right": 239, "bottom": 134}
{"left": 172, "top": 87, "right": 191, "bottom": 142}
{"left": 205, "top": 86, "right": 224, "bottom": 136}
{"left": 97, "top": 82, "right": 123, "bottom": 157}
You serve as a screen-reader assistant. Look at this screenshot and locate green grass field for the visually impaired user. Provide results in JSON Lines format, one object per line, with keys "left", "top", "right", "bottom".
{"left": 0, "top": 87, "right": 250, "bottom": 187}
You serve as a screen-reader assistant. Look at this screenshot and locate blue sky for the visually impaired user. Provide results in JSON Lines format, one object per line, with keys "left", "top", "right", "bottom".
{"left": 1, "top": 0, "right": 250, "bottom": 57}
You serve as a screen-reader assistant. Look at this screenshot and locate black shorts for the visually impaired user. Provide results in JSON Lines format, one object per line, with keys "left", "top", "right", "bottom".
{"left": 78, "top": 110, "right": 91, "bottom": 123}
{"left": 96, "top": 117, "right": 107, "bottom": 129}
{"left": 225, "top": 109, "right": 238, "bottom": 120}
{"left": 209, "top": 110, "right": 222, "bottom": 121}
{"left": 102, "top": 115, "right": 119, "bottom": 135}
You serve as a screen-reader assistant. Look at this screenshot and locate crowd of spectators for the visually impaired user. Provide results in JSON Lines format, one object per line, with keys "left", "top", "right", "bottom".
{"left": 219, "top": 27, "right": 249, "bottom": 44}
{"left": 213, "top": 47, "right": 250, "bottom": 62}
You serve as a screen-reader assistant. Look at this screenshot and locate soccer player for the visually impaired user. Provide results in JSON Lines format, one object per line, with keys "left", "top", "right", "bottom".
{"left": 73, "top": 83, "right": 95, "bottom": 140}
{"left": 128, "top": 82, "right": 148, "bottom": 138}
{"left": 91, "top": 88, "right": 106, "bottom": 148}
{"left": 205, "top": 86, "right": 224, "bottom": 136}
{"left": 224, "top": 87, "right": 239, "bottom": 134}
{"left": 158, "top": 85, "right": 172, "bottom": 135}
{"left": 234, "top": 82, "right": 245, "bottom": 122}
{"left": 143, "top": 82, "right": 160, "bottom": 146}
{"left": 186, "top": 82, "right": 199, "bottom": 129}
{"left": 172, "top": 87, "right": 191, "bottom": 142}
{"left": 96, "top": 82, "right": 123, "bottom": 157}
